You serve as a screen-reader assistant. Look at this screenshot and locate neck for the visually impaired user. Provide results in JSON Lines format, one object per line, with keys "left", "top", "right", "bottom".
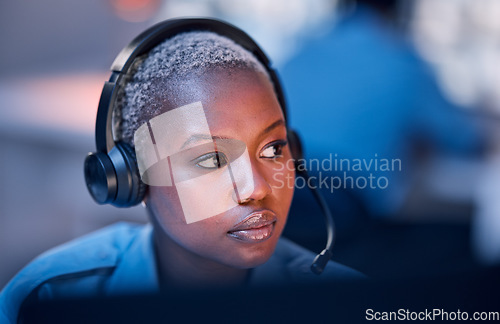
{"left": 152, "top": 226, "right": 249, "bottom": 289}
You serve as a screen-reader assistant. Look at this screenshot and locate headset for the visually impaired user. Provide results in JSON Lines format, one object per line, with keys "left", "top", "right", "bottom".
{"left": 83, "top": 17, "right": 334, "bottom": 275}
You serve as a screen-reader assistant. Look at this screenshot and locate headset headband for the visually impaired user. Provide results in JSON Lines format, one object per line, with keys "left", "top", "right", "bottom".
{"left": 95, "top": 17, "right": 287, "bottom": 154}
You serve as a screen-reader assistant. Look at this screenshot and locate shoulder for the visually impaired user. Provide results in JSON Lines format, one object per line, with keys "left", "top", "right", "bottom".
{"left": 251, "top": 237, "right": 366, "bottom": 286}
{"left": 0, "top": 222, "right": 146, "bottom": 324}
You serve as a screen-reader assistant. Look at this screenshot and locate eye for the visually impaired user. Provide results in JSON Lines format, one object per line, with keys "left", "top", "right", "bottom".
{"left": 194, "top": 152, "right": 228, "bottom": 169}
{"left": 260, "top": 141, "right": 287, "bottom": 159}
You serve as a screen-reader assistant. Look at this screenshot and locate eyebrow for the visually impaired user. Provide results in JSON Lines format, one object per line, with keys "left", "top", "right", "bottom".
{"left": 180, "top": 119, "right": 286, "bottom": 150}
{"left": 261, "top": 119, "right": 285, "bottom": 137}
{"left": 180, "top": 134, "right": 229, "bottom": 150}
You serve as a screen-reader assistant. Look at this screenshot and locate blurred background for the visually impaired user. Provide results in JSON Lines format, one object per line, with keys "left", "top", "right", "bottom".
{"left": 1, "top": 0, "right": 499, "bottom": 289}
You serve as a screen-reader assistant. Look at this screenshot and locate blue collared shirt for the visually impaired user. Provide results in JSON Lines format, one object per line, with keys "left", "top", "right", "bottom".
{"left": 0, "top": 222, "right": 363, "bottom": 323}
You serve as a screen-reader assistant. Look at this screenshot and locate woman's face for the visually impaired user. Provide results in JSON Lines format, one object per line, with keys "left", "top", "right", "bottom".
{"left": 144, "top": 68, "right": 295, "bottom": 269}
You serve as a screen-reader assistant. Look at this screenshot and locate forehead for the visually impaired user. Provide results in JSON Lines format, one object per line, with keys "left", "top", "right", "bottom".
{"left": 160, "top": 68, "right": 285, "bottom": 136}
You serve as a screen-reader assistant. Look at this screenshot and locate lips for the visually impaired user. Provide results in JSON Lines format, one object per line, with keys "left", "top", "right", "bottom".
{"left": 227, "top": 210, "right": 277, "bottom": 243}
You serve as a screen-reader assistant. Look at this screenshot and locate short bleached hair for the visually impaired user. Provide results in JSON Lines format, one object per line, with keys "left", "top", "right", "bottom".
{"left": 114, "top": 31, "right": 270, "bottom": 147}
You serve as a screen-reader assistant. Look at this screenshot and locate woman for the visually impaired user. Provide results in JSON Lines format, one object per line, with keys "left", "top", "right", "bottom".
{"left": 0, "top": 19, "right": 362, "bottom": 323}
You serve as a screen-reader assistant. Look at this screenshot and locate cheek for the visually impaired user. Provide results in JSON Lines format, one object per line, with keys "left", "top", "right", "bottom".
{"left": 146, "top": 186, "right": 225, "bottom": 249}
{"left": 147, "top": 186, "right": 183, "bottom": 224}
{"left": 269, "top": 160, "right": 295, "bottom": 211}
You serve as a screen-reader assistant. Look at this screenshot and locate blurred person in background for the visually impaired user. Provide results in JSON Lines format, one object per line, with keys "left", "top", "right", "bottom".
{"left": 280, "top": 0, "right": 486, "bottom": 224}
{"left": 279, "top": 0, "right": 490, "bottom": 279}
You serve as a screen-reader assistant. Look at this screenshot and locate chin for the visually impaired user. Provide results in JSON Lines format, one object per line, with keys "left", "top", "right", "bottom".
{"left": 225, "top": 240, "right": 278, "bottom": 269}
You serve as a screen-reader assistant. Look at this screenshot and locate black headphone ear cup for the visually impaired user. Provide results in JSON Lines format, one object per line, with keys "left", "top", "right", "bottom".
{"left": 114, "top": 142, "right": 147, "bottom": 207}
{"left": 84, "top": 152, "right": 118, "bottom": 205}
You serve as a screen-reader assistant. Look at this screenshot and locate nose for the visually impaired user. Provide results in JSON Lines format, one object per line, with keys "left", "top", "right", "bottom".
{"left": 232, "top": 163, "right": 272, "bottom": 204}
